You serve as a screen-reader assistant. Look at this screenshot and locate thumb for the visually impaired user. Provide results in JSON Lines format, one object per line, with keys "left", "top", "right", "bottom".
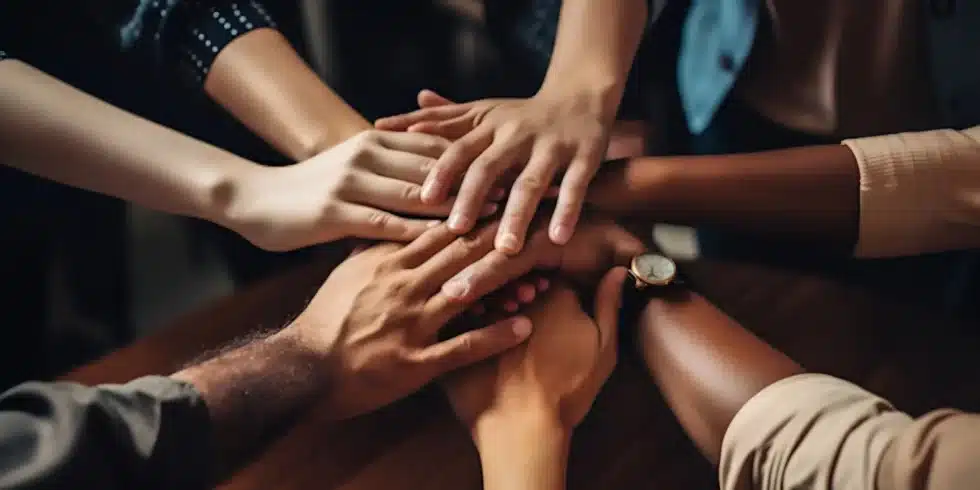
{"left": 610, "top": 229, "right": 647, "bottom": 267}
{"left": 418, "top": 89, "right": 456, "bottom": 108}
{"left": 421, "top": 316, "right": 532, "bottom": 375}
{"left": 594, "top": 267, "right": 629, "bottom": 349}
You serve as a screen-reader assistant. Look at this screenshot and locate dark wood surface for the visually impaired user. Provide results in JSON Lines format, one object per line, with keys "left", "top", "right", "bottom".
{"left": 63, "top": 254, "right": 980, "bottom": 490}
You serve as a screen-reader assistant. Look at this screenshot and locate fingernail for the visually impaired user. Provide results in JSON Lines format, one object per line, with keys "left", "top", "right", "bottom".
{"left": 503, "top": 301, "right": 519, "bottom": 313}
{"left": 480, "top": 203, "right": 498, "bottom": 217}
{"left": 518, "top": 284, "right": 536, "bottom": 303}
{"left": 537, "top": 278, "right": 550, "bottom": 291}
{"left": 511, "top": 317, "right": 532, "bottom": 339}
{"left": 426, "top": 220, "right": 441, "bottom": 228}
{"left": 495, "top": 233, "right": 520, "bottom": 253}
{"left": 551, "top": 224, "right": 571, "bottom": 244}
{"left": 442, "top": 279, "right": 469, "bottom": 299}
{"left": 448, "top": 213, "right": 469, "bottom": 232}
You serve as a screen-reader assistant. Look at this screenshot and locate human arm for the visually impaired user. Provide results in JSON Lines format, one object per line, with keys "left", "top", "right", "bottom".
{"left": 635, "top": 287, "right": 980, "bottom": 490}
{"left": 443, "top": 269, "right": 627, "bottom": 490}
{"left": 588, "top": 126, "right": 980, "bottom": 257}
{"left": 375, "top": 0, "right": 650, "bottom": 253}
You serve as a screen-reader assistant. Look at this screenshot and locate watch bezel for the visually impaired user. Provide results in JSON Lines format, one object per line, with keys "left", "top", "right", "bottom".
{"left": 629, "top": 253, "right": 677, "bottom": 288}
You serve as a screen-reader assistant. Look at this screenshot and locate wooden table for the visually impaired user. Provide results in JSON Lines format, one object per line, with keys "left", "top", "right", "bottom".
{"left": 64, "top": 256, "right": 980, "bottom": 489}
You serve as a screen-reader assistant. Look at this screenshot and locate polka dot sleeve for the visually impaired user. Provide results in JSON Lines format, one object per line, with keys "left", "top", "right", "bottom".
{"left": 173, "top": 1, "right": 276, "bottom": 84}
{"left": 116, "top": 0, "right": 276, "bottom": 86}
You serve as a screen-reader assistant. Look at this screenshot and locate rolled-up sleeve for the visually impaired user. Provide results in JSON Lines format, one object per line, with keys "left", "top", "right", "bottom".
{"left": 719, "top": 373, "right": 980, "bottom": 490}
{"left": 718, "top": 373, "right": 914, "bottom": 490}
{"left": 104, "top": 0, "right": 277, "bottom": 85}
{"left": 0, "top": 376, "right": 212, "bottom": 489}
{"left": 842, "top": 126, "right": 980, "bottom": 258}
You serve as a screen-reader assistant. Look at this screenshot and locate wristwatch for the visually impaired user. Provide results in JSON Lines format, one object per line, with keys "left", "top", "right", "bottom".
{"left": 628, "top": 252, "right": 680, "bottom": 290}
{"left": 619, "top": 253, "right": 684, "bottom": 346}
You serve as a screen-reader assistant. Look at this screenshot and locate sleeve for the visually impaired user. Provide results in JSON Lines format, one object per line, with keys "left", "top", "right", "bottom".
{"left": 841, "top": 126, "right": 980, "bottom": 258}
{"left": 0, "top": 376, "right": 213, "bottom": 490}
{"left": 102, "top": 0, "right": 277, "bottom": 85}
{"left": 718, "top": 373, "right": 980, "bottom": 490}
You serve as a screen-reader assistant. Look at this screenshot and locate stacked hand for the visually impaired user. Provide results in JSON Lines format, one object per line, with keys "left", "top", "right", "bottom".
{"left": 443, "top": 268, "right": 627, "bottom": 432}
{"left": 375, "top": 89, "right": 612, "bottom": 255}
{"left": 225, "top": 129, "right": 498, "bottom": 252}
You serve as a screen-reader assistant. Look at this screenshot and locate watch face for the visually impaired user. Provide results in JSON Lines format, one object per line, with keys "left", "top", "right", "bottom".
{"left": 632, "top": 253, "right": 676, "bottom": 285}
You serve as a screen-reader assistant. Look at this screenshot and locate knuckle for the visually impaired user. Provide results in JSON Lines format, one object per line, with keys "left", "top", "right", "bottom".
{"left": 368, "top": 211, "right": 393, "bottom": 229}
{"left": 513, "top": 175, "right": 547, "bottom": 196}
{"left": 400, "top": 184, "right": 423, "bottom": 202}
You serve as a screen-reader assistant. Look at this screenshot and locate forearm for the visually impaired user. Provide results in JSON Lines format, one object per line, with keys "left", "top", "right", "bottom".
{"left": 538, "top": 0, "right": 649, "bottom": 121}
{"left": 0, "top": 60, "right": 259, "bottom": 226}
{"left": 172, "top": 330, "right": 324, "bottom": 478}
{"left": 590, "top": 145, "right": 861, "bottom": 250}
{"left": 204, "top": 28, "right": 371, "bottom": 160}
{"left": 636, "top": 289, "right": 804, "bottom": 464}
{"left": 473, "top": 409, "right": 570, "bottom": 490}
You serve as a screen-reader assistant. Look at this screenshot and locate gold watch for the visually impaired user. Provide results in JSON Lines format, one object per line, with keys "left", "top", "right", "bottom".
{"left": 628, "top": 253, "right": 679, "bottom": 290}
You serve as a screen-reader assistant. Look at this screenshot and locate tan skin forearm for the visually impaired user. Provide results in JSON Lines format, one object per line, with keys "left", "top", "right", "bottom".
{"left": 204, "top": 28, "right": 371, "bottom": 161}
{"left": 472, "top": 403, "right": 570, "bottom": 490}
{"left": 0, "top": 60, "right": 258, "bottom": 227}
{"left": 539, "top": 0, "right": 649, "bottom": 121}
{"left": 589, "top": 145, "right": 861, "bottom": 251}
{"left": 635, "top": 290, "right": 804, "bottom": 464}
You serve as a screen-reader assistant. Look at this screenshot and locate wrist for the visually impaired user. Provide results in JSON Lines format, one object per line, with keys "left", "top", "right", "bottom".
{"left": 536, "top": 75, "right": 625, "bottom": 125}
{"left": 473, "top": 408, "right": 571, "bottom": 490}
{"left": 588, "top": 156, "right": 675, "bottom": 215}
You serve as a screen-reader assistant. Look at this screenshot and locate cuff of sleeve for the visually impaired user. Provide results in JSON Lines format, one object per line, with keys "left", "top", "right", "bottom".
{"left": 719, "top": 373, "right": 912, "bottom": 490}
{"left": 111, "top": 376, "right": 214, "bottom": 487}
{"left": 842, "top": 130, "right": 980, "bottom": 258}
{"left": 174, "top": 1, "right": 277, "bottom": 85}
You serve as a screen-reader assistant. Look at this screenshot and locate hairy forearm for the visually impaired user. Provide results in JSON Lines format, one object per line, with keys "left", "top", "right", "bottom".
{"left": 0, "top": 60, "right": 259, "bottom": 226}
{"left": 636, "top": 290, "right": 803, "bottom": 463}
{"left": 474, "top": 409, "right": 570, "bottom": 490}
{"left": 205, "top": 28, "right": 371, "bottom": 160}
{"left": 172, "top": 330, "right": 324, "bottom": 478}
{"left": 538, "top": 0, "right": 648, "bottom": 121}
{"left": 589, "top": 145, "right": 861, "bottom": 250}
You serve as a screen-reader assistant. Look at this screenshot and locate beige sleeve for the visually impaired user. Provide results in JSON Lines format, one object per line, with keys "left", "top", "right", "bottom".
{"left": 841, "top": 126, "right": 980, "bottom": 258}
{"left": 718, "top": 373, "right": 913, "bottom": 490}
{"left": 876, "top": 408, "right": 980, "bottom": 490}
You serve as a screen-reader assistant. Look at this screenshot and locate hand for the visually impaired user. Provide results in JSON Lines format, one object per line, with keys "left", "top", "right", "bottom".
{"left": 443, "top": 268, "right": 627, "bottom": 431}
{"left": 224, "top": 129, "right": 498, "bottom": 251}
{"left": 438, "top": 213, "right": 645, "bottom": 303}
{"left": 375, "top": 89, "right": 610, "bottom": 253}
{"left": 276, "top": 224, "right": 532, "bottom": 419}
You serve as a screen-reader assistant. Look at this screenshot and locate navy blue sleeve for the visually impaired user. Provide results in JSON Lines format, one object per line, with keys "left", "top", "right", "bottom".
{"left": 105, "top": 0, "right": 277, "bottom": 85}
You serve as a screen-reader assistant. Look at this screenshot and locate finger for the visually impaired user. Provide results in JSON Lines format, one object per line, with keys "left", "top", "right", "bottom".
{"left": 342, "top": 172, "right": 452, "bottom": 217}
{"left": 389, "top": 223, "right": 462, "bottom": 268}
{"left": 550, "top": 145, "right": 603, "bottom": 244}
{"left": 335, "top": 203, "right": 441, "bottom": 242}
{"left": 374, "top": 105, "right": 470, "bottom": 131}
{"left": 411, "top": 221, "right": 500, "bottom": 297}
{"left": 495, "top": 141, "right": 563, "bottom": 254}
{"left": 358, "top": 148, "right": 435, "bottom": 184}
{"left": 422, "top": 126, "right": 494, "bottom": 205}
{"left": 435, "top": 241, "right": 553, "bottom": 308}
{"left": 415, "top": 316, "right": 532, "bottom": 377}
{"left": 607, "top": 226, "right": 648, "bottom": 267}
{"left": 448, "top": 136, "right": 530, "bottom": 234}
{"left": 407, "top": 114, "right": 474, "bottom": 140}
{"left": 593, "top": 267, "right": 628, "bottom": 350}
{"left": 417, "top": 89, "right": 456, "bottom": 108}
{"left": 371, "top": 131, "right": 452, "bottom": 160}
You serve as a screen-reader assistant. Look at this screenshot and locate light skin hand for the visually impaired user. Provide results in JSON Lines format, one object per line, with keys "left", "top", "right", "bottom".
{"left": 375, "top": 89, "right": 611, "bottom": 254}
{"left": 436, "top": 212, "right": 645, "bottom": 304}
{"left": 225, "top": 130, "right": 499, "bottom": 251}
{"left": 442, "top": 268, "right": 627, "bottom": 490}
